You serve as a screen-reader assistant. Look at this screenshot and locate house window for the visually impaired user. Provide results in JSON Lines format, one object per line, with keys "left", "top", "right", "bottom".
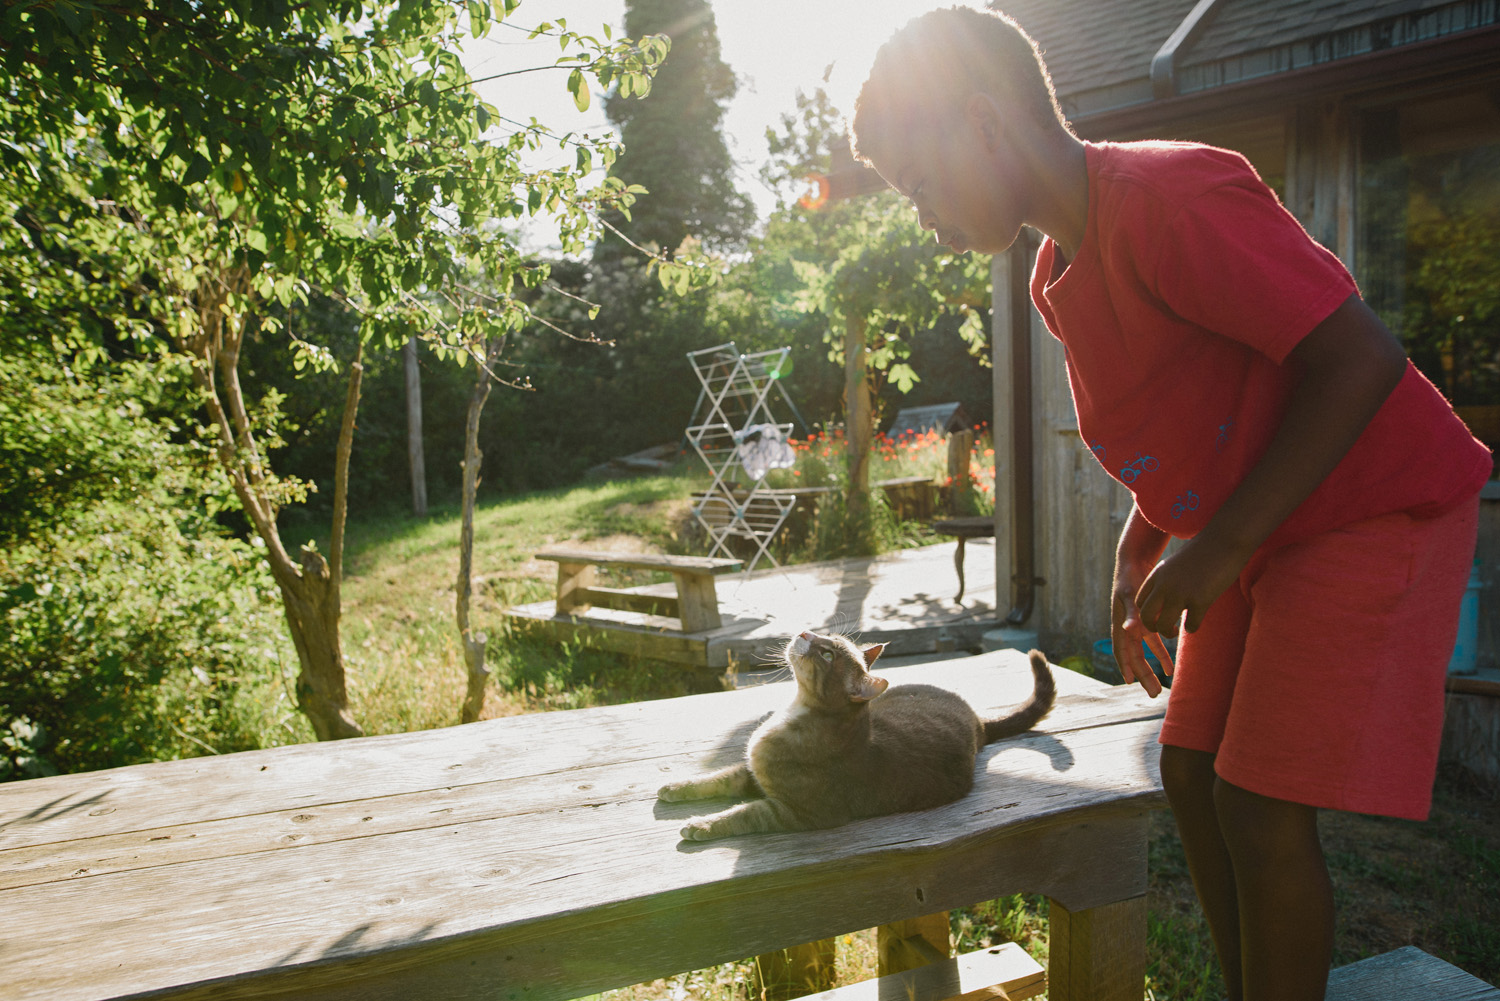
{"left": 1357, "top": 87, "right": 1500, "bottom": 445}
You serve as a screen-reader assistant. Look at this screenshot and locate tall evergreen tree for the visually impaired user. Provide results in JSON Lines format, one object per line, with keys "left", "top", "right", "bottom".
{"left": 598, "top": 0, "right": 754, "bottom": 259}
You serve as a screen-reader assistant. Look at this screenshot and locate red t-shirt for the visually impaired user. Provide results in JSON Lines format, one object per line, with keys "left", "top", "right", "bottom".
{"left": 1031, "top": 140, "right": 1490, "bottom": 546}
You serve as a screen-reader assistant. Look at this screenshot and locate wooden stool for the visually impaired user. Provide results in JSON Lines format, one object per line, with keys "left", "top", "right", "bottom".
{"left": 931, "top": 516, "right": 996, "bottom": 603}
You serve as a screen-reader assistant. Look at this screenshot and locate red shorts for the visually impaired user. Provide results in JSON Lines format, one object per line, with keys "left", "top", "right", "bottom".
{"left": 1159, "top": 496, "right": 1480, "bottom": 820}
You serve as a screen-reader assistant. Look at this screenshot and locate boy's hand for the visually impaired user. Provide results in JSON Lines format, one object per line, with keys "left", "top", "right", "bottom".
{"left": 1112, "top": 504, "right": 1173, "bottom": 697}
{"left": 1112, "top": 585, "right": 1171, "bottom": 698}
{"left": 1134, "top": 531, "right": 1252, "bottom": 636}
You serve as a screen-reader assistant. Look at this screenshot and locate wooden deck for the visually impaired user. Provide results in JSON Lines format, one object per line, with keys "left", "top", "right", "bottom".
{"left": 502, "top": 540, "right": 998, "bottom": 670}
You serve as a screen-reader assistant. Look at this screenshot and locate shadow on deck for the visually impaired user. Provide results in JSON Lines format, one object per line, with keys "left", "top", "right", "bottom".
{"left": 500, "top": 540, "right": 999, "bottom": 671}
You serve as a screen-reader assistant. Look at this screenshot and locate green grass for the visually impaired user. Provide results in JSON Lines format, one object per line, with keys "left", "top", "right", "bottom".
{"left": 336, "top": 471, "right": 716, "bottom": 732}
{"left": 325, "top": 472, "right": 1498, "bottom": 1001}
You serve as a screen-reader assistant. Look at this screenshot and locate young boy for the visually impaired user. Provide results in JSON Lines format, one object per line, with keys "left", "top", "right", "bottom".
{"left": 852, "top": 8, "right": 1491, "bottom": 1001}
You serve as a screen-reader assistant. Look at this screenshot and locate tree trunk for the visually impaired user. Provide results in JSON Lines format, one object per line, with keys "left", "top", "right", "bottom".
{"left": 404, "top": 335, "right": 428, "bottom": 518}
{"left": 183, "top": 284, "right": 365, "bottom": 741}
{"left": 456, "top": 338, "right": 503, "bottom": 724}
{"left": 843, "top": 313, "right": 873, "bottom": 508}
{"left": 272, "top": 548, "right": 362, "bottom": 741}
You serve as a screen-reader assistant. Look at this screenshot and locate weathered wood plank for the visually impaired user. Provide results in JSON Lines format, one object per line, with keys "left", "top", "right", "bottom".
{"left": 1, "top": 707, "right": 1162, "bottom": 892}
{"left": 0, "top": 657, "right": 1159, "bottom": 849}
{"left": 1326, "top": 946, "right": 1499, "bottom": 1001}
{"left": 0, "top": 653, "right": 1165, "bottom": 1001}
{"left": 536, "top": 549, "right": 743, "bottom": 575}
{"left": 1, "top": 717, "right": 1160, "bottom": 1001}
{"left": 572, "top": 585, "right": 681, "bottom": 618}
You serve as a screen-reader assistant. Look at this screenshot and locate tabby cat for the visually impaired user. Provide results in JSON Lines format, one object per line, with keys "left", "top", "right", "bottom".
{"left": 659, "top": 630, "right": 1056, "bottom": 841}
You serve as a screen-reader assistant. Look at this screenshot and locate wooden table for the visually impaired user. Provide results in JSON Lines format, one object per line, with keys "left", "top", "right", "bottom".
{"left": 0, "top": 650, "right": 1167, "bottom": 1001}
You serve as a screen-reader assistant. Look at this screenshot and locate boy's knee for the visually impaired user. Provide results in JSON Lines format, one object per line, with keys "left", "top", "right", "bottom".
{"left": 1212, "top": 777, "right": 1320, "bottom": 863}
{"left": 1160, "top": 744, "right": 1217, "bottom": 805}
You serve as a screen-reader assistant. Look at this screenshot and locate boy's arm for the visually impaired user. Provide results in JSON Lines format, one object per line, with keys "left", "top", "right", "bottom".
{"left": 1134, "top": 293, "right": 1408, "bottom": 636}
{"left": 1113, "top": 503, "right": 1172, "bottom": 697}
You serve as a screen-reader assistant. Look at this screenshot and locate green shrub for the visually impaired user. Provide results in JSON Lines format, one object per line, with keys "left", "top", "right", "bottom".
{"left": 0, "top": 501, "right": 302, "bottom": 776}
{"left": 0, "top": 354, "right": 303, "bottom": 778}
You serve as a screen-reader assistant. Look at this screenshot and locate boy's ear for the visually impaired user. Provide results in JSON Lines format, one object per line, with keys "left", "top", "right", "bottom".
{"left": 965, "top": 93, "right": 1005, "bottom": 150}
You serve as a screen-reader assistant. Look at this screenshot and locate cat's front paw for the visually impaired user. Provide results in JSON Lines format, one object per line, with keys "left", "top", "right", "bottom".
{"left": 657, "top": 781, "right": 697, "bottom": 802}
{"left": 679, "top": 817, "right": 720, "bottom": 841}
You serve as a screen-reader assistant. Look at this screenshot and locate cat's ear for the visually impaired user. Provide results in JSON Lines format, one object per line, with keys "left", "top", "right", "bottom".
{"left": 849, "top": 674, "right": 889, "bottom": 703}
{"left": 861, "top": 643, "right": 886, "bottom": 667}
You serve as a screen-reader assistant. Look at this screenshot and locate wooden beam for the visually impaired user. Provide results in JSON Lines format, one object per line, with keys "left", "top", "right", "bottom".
{"left": 1045, "top": 894, "right": 1147, "bottom": 1001}
{"left": 536, "top": 549, "right": 742, "bottom": 575}
{"left": 878, "top": 912, "right": 952, "bottom": 976}
{"left": 572, "top": 586, "right": 679, "bottom": 619}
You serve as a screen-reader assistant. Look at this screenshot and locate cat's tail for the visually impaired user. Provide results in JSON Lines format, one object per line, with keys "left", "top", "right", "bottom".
{"left": 981, "top": 650, "right": 1056, "bottom": 743}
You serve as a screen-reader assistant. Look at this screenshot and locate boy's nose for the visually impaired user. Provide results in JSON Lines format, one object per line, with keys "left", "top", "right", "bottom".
{"left": 917, "top": 208, "right": 936, "bottom": 230}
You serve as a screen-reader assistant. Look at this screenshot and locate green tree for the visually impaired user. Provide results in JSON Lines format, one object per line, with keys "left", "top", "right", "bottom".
{"left": 745, "top": 90, "right": 990, "bottom": 548}
{"left": 1, "top": 0, "right": 667, "bottom": 739}
{"left": 598, "top": 0, "right": 753, "bottom": 259}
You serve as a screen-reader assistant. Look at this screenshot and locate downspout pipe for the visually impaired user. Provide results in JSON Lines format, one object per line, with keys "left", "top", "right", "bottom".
{"left": 1005, "top": 231, "right": 1037, "bottom": 627}
{"left": 1150, "top": 0, "right": 1230, "bottom": 99}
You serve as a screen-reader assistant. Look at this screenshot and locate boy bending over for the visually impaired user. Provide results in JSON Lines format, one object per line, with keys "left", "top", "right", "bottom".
{"left": 852, "top": 8, "right": 1490, "bottom": 1001}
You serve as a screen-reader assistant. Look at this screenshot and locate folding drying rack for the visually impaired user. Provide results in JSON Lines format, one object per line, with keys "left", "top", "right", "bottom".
{"left": 684, "top": 343, "right": 798, "bottom": 571}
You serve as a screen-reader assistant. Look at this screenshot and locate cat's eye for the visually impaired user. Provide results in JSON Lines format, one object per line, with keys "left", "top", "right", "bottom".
{"left": 819, "top": 650, "right": 833, "bottom": 662}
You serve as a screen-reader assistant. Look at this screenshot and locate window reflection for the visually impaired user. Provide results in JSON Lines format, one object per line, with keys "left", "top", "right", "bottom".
{"left": 1358, "top": 87, "right": 1500, "bottom": 449}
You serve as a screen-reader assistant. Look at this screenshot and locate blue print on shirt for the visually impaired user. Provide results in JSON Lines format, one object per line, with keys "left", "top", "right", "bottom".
{"left": 1119, "top": 453, "right": 1158, "bottom": 484}
{"left": 1171, "top": 491, "right": 1200, "bottom": 519}
{"left": 1215, "top": 421, "right": 1234, "bottom": 454}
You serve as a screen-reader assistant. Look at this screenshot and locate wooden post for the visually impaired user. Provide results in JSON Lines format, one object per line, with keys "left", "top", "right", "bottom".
{"left": 1046, "top": 894, "right": 1148, "bottom": 1001}
{"left": 877, "top": 912, "right": 952, "bottom": 976}
{"left": 673, "top": 572, "right": 723, "bottom": 632}
{"left": 989, "top": 253, "right": 1016, "bottom": 617}
{"left": 404, "top": 335, "right": 428, "bottom": 518}
{"left": 844, "top": 314, "right": 872, "bottom": 504}
{"left": 753, "top": 939, "right": 838, "bottom": 1000}
{"left": 948, "top": 428, "right": 974, "bottom": 514}
{"left": 555, "top": 562, "right": 596, "bottom": 616}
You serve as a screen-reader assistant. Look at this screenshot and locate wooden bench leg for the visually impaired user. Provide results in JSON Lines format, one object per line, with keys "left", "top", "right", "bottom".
{"left": 555, "top": 561, "right": 595, "bottom": 616}
{"left": 754, "top": 938, "right": 837, "bottom": 1000}
{"left": 878, "top": 912, "right": 952, "bottom": 976}
{"left": 674, "top": 572, "right": 723, "bottom": 632}
{"left": 1046, "top": 894, "right": 1147, "bottom": 1001}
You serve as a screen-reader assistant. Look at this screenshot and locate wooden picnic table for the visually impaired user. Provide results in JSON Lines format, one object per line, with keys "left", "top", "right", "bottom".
{"left": 0, "top": 649, "right": 1167, "bottom": 1001}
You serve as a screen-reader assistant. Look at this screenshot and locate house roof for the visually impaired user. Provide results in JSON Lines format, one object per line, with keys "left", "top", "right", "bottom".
{"left": 994, "top": 0, "right": 1500, "bottom": 126}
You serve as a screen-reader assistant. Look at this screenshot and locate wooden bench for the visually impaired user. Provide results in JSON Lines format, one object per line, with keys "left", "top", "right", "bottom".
{"left": 1326, "top": 946, "right": 1498, "bottom": 1000}
{"left": 0, "top": 651, "right": 1165, "bottom": 1001}
{"left": 536, "top": 548, "right": 742, "bottom": 632}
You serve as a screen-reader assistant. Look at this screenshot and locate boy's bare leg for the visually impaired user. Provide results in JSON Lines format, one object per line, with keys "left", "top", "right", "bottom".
{"left": 1160, "top": 745, "right": 1244, "bottom": 1000}
{"left": 1213, "top": 777, "right": 1333, "bottom": 1001}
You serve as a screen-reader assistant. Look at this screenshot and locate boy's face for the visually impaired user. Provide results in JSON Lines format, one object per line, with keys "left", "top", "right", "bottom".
{"left": 867, "top": 107, "right": 1027, "bottom": 257}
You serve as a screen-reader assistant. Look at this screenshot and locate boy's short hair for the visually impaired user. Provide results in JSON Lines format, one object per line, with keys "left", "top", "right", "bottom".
{"left": 851, "top": 6, "right": 1069, "bottom": 166}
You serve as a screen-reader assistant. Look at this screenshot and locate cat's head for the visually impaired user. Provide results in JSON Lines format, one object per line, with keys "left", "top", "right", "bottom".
{"left": 784, "top": 630, "right": 889, "bottom": 709}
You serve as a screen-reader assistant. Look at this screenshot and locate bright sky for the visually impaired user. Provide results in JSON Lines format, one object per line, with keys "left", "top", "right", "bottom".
{"left": 458, "top": 0, "right": 956, "bottom": 249}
